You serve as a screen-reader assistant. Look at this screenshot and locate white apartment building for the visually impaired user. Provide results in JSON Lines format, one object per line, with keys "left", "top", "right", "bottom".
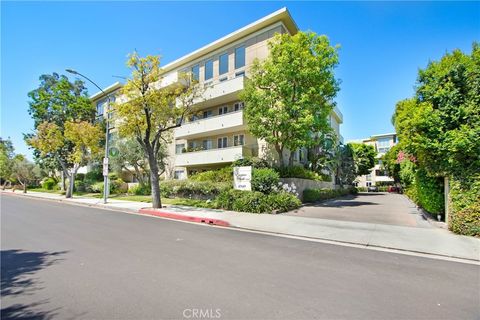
{"left": 353, "top": 133, "right": 398, "bottom": 187}
{"left": 90, "top": 8, "right": 343, "bottom": 181}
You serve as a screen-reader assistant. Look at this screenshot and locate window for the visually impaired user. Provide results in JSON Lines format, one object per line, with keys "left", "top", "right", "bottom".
{"left": 377, "top": 138, "right": 390, "bottom": 153}
{"left": 188, "top": 141, "right": 198, "bottom": 150}
{"left": 191, "top": 64, "right": 199, "bottom": 81}
{"left": 234, "top": 102, "right": 244, "bottom": 111}
{"left": 235, "top": 46, "right": 245, "bottom": 69}
{"left": 175, "top": 144, "right": 185, "bottom": 154}
{"left": 203, "top": 110, "right": 213, "bottom": 119}
{"left": 219, "top": 53, "right": 229, "bottom": 75}
{"left": 218, "top": 106, "right": 228, "bottom": 115}
{"left": 217, "top": 137, "right": 228, "bottom": 149}
{"left": 96, "top": 99, "right": 106, "bottom": 117}
{"left": 233, "top": 134, "right": 244, "bottom": 146}
{"left": 174, "top": 170, "right": 185, "bottom": 180}
{"left": 203, "top": 139, "right": 213, "bottom": 150}
{"left": 299, "top": 149, "right": 305, "bottom": 162}
{"left": 204, "top": 59, "right": 213, "bottom": 81}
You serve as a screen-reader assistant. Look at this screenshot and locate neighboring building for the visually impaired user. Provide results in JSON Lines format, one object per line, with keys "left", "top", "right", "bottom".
{"left": 352, "top": 133, "right": 397, "bottom": 187}
{"left": 90, "top": 8, "right": 343, "bottom": 181}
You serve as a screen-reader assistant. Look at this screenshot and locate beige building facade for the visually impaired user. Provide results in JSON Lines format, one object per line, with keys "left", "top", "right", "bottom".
{"left": 352, "top": 133, "right": 398, "bottom": 188}
{"left": 90, "top": 8, "right": 343, "bottom": 181}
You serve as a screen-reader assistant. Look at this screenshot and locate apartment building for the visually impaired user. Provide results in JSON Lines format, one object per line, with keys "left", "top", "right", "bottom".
{"left": 353, "top": 133, "right": 398, "bottom": 187}
{"left": 90, "top": 8, "right": 343, "bottom": 181}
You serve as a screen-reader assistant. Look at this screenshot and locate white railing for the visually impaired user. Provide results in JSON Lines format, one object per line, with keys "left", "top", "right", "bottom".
{"left": 175, "top": 110, "right": 245, "bottom": 139}
{"left": 175, "top": 145, "right": 251, "bottom": 166}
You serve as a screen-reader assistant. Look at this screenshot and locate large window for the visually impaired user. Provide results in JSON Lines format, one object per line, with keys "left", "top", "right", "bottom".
{"left": 191, "top": 64, "right": 199, "bottom": 81}
{"left": 175, "top": 144, "right": 185, "bottom": 154}
{"left": 217, "top": 137, "right": 228, "bottom": 149}
{"left": 233, "top": 134, "right": 244, "bottom": 146}
{"left": 377, "top": 138, "right": 390, "bottom": 153}
{"left": 235, "top": 46, "right": 245, "bottom": 69}
{"left": 219, "top": 53, "right": 229, "bottom": 75}
{"left": 204, "top": 59, "right": 213, "bottom": 81}
{"left": 202, "top": 139, "right": 213, "bottom": 150}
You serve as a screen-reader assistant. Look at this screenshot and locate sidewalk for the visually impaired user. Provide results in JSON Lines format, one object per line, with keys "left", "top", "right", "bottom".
{"left": 3, "top": 190, "right": 479, "bottom": 262}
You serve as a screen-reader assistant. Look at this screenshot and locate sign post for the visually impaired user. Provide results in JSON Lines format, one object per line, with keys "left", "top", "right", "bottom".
{"left": 233, "top": 166, "right": 252, "bottom": 191}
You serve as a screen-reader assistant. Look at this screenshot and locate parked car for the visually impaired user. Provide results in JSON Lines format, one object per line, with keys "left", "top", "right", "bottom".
{"left": 367, "top": 185, "right": 378, "bottom": 192}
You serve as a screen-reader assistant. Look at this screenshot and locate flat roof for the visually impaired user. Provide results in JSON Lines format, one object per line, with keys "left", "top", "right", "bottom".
{"left": 90, "top": 82, "right": 122, "bottom": 101}
{"left": 162, "top": 7, "right": 298, "bottom": 73}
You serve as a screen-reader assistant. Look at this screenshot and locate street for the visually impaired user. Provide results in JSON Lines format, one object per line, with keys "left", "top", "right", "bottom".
{"left": 1, "top": 194, "right": 479, "bottom": 320}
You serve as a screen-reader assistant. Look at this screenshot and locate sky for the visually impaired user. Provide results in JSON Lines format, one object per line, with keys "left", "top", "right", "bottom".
{"left": 1, "top": 1, "right": 479, "bottom": 159}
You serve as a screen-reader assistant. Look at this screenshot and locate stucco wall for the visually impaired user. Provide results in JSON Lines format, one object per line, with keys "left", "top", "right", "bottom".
{"left": 280, "top": 178, "right": 335, "bottom": 201}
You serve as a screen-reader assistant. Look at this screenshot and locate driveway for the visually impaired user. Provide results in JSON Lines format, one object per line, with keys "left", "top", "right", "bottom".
{"left": 287, "top": 192, "right": 432, "bottom": 228}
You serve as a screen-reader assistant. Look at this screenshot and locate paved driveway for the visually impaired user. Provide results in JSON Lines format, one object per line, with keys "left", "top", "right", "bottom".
{"left": 287, "top": 192, "right": 432, "bottom": 228}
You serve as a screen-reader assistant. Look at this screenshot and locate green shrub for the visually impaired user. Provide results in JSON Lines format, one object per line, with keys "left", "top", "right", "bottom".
{"left": 129, "top": 184, "right": 152, "bottom": 196}
{"left": 85, "top": 169, "right": 103, "bottom": 183}
{"left": 303, "top": 188, "right": 352, "bottom": 203}
{"left": 378, "top": 186, "right": 389, "bottom": 192}
{"left": 86, "top": 179, "right": 126, "bottom": 194}
{"left": 108, "top": 172, "right": 119, "bottom": 180}
{"left": 216, "top": 189, "right": 300, "bottom": 213}
{"left": 76, "top": 173, "right": 85, "bottom": 181}
{"left": 74, "top": 180, "right": 86, "bottom": 192}
{"left": 190, "top": 167, "right": 233, "bottom": 182}
{"left": 450, "top": 202, "right": 480, "bottom": 237}
{"left": 41, "top": 177, "right": 58, "bottom": 190}
{"left": 356, "top": 187, "right": 368, "bottom": 192}
{"left": 415, "top": 169, "right": 444, "bottom": 215}
{"left": 232, "top": 156, "right": 269, "bottom": 168}
{"left": 160, "top": 180, "right": 231, "bottom": 199}
{"left": 252, "top": 168, "right": 279, "bottom": 193}
{"left": 276, "top": 166, "right": 325, "bottom": 181}
{"left": 88, "top": 182, "right": 104, "bottom": 193}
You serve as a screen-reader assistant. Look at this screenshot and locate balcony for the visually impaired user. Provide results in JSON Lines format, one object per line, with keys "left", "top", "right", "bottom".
{"left": 175, "top": 145, "right": 253, "bottom": 167}
{"left": 175, "top": 110, "right": 246, "bottom": 139}
{"left": 192, "top": 75, "right": 245, "bottom": 108}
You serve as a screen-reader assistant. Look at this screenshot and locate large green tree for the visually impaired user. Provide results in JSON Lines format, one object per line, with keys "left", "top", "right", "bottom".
{"left": 26, "top": 73, "right": 96, "bottom": 197}
{"left": 348, "top": 143, "right": 376, "bottom": 176}
{"left": 11, "top": 155, "right": 40, "bottom": 193}
{"left": 113, "top": 52, "right": 202, "bottom": 208}
{"left": 0, "top": 137, "right": 15, "bottom": 189}
{"left": 241, "top": 31, "right": 340, "bottom": 167}
{"left": 393, "top": 43, "right": 480, "bottom": 178}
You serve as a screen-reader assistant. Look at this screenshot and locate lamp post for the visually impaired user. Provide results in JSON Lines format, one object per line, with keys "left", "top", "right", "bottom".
{"left": 66, "top": 69, "right": 110, "bottom": 204}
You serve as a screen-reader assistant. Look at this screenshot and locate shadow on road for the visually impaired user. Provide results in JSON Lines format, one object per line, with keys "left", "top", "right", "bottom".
{"left": 306, "top": 193, "right": 383, "bottom": 208}
{"left": 1, "top": 249, "right": 67, "bottom": 319}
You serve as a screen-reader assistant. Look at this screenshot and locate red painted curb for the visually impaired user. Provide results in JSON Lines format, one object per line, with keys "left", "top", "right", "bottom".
{"left": 138, "top": 208, "right": 230, "bottom": 227}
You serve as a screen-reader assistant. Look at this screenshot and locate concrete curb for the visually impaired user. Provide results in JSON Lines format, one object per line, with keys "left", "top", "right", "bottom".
{"left": 138, "top": 208, "right": 231, "bottom": 227}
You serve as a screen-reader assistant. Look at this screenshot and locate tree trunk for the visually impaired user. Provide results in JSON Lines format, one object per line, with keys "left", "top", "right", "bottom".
{"left": 147, "top": 149, "right": 162, "bottom": 208}
{"left": 22, "top": 182, "right": 27, "bottom": 193}
{"left": 275, "top": 145, "right": 285, "bottom": 168}
{"left": 65, "top": 173, "right": 73, "bottom": 198}
{"left": 61, "top": 171, "right": 66, "bottom": 191}
{"left": 289, "top": 151, "right": 295, "bottom": 167}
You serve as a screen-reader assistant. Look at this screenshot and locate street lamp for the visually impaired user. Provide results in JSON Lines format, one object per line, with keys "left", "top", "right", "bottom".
{"left": 66, "top": 68, "right": 110, "bottom": 204}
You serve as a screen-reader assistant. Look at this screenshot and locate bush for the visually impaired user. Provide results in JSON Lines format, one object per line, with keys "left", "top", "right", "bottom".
{"left": 303, "top": 188, "right": 353, "bottom": 203}
{"left": 129, "top": 184, "right": 151, "bottom": 196}
{"left": 232, "top": 156, "right": 270, "bottom": 168}
{"left": 276, "top": 166, "right": 325, "bottom": 181}
{"left": 415, "top": 169, "right": 444, "bottom": 215}
{"left": 41, "top": 177, "right": 58, "bottom": 190}
{"left": 450, "top": 202, "right": 480, "bottom": 237}
{"left": 86, "top": 179, "right": 127, "bottom": 194}
{"left": 252, "top": 168, "right": 279, "bottom": 193}
{"left": 85, "top": 169, "right": 103, "bottom": 183}
{"left": 76, "top": 173, "right": 85, "bottom": 181}
{"left": 356, "top": 187, "right": 368, "bottom": 192}
{"left": 74, "top": 180, "right": 86, "bottom": 192}
{"left": 216, "top": 189, "right": 300, "bottom": 213}
{"left": 378, "top": 186, "right": 389, "bottom": 192}
{"left": 190, "top": 167, "right": 233, "bottom": 183}
{"left": 88, "top": 181, "right": 104, "bottom": 193}
{"left": 160, "top": 180, "right": 231, "bottom": 199}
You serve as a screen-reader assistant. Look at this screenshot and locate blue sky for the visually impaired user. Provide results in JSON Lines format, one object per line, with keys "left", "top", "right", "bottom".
{"left": 2, "top": 1, "right": 479, "bottom": 158}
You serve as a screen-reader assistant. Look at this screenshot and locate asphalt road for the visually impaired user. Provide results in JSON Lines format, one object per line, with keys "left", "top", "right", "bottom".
{"left": 1, "top": 194, "right": 479, "bottom": 320}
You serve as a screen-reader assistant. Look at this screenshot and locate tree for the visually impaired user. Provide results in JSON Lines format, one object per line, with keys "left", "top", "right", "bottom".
{"left": 0, "top": 137, "right": 15, "bottom": 189}
{"left": 348, "top": 143, "right": 376, "bottom": 176}
{"left": 11, "top": 155, "right": 40, "bottom": 193}
{"left": 334, "top": 144, "right": 356, "bottom": 187}
{"left": 28, "top": 120, "right": 102, "bottom": 197}
{"left": 110, "top": 138, "right": 167, "bottom": 188}
{"left": 241, "top": 31, "right": 340, "bottom": 167}
{"left": 393, "top": 43, "right": 480, "bottom": 178}
{"left": 307, "top": 133, "right": 337, "bottom": 173}
{"left": 26, "top": 73, "right": 96, "bottom": 197}
{"left": 382, "top": 145, "right": 401, "bottom": 184}
{"left": 113, "top": 52, "right": 202, "bottom": 208}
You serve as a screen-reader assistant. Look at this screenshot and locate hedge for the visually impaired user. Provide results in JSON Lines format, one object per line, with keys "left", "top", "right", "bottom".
{"left": 276, "top": 166, "right": 328, "bottom": 181}
{"left": 449, "top": 174, "right": 480, "bottom": 236}
{"left": 190, "top": 167, "right": 233, "bottom": 183}
{"left": 252, "top": 168, "right": 279, "bottom": 193}
{"left": 303, "top": 188, "right": 355, "bottom": 203}
{"left": 450, "top": 202, "right": 480, "bottom": 237}
{"left": 405, "top": 169, "right": 444, "bottom": 216}
{"left": 215, "top": 189, "right": 300, "bottom": 213}
{"left": 159, "top": 180, "right": 231, "bottom": 199}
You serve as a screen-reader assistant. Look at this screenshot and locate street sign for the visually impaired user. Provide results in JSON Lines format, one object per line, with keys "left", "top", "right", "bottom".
{"left": 109, "top": 147, "right": 119, "bottom": 158}
{"left": 233, "top": 166, "right": 252, "bottom": 191}
{"left": 103, "top": 157, "right": 109, "bottom": 165}
{"left": 103, "top": 157, "right": 109, "bottom": 176}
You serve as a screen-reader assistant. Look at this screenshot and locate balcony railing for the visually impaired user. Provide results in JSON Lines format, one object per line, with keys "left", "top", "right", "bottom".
{"left": 175, "top": 110, "right": 246, "bottom": 139}
{"left": 175, "top": 145, "right": 253, "bottom": 167}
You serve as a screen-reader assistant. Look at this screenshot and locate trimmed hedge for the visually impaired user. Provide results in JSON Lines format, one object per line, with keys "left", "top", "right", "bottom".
{"left": 405, "top": 169, "right": 444, "bottom": 216}
{"left": 160, "top": 180, "right": 231, "bottom": 199}
{"left": 190, "top": 167, "right": 233, "bottom": 183}
{"left": 449, "top": 174, "right": 480, "bottom": 236}
{"left": 216, "top": 189, "right": 300, "bottom": 213}
{"left": 276, "top": 166, "right": 327, "bottom": 181}
{"left": 303, "top": 188, "right": 355, "bottom": 203}
{"left": 450, "top": 202, "right": 480, "bottom": 237}
{"left": 41, "top": 177, "right": 58, "bottom": 190}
